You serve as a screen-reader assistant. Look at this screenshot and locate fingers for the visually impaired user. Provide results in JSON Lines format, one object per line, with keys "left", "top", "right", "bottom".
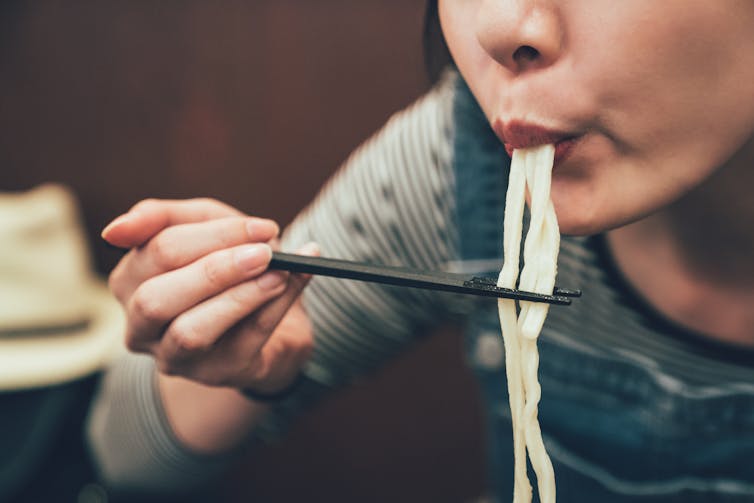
{"left": 245, "top": 309, "right": 314, "bottom": 391}
{"left": 158, "top": 300, "right": 314, "bottom": 389}
{"left": 142, "top": 216, "right": 279, "bottom": 271}
{"left": 126, "top": 242, "right": 276, "bottom": 350}
{"left": 102, "top": 197, "right": 245, "bottom": 248}
{"left": 109, "top": 216, "right": 279, "bottom": 302}
{"left": 158, "top": 269, "right": 291, "bottom": 360}
{"left": 154, "top": 241, "right": 319, "bottom": 371}
{"left": 106, "top": 195, "right": 323, "bottom": 392}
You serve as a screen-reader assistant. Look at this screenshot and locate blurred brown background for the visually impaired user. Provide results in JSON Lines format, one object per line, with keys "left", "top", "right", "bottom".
{"left": 1, "top": 1, "right": 485, "bottom": 501}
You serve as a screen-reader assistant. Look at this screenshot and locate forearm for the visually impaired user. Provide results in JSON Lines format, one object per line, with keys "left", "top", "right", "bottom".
{"left": 87, "top": 71, "right": 461, "bottom": 493}
{"left": 86, "top": 354, "right": 240, "bottom": 493}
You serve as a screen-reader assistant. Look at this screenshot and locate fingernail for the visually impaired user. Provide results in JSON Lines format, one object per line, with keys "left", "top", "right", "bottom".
{"left": 101, "top": 214, "right": 131, "bottom": 238}
{"left": 246, "top": 218, "right": 279, "bottom": 240}
{"left": 234, "top": 244, "right": 271, "bottom": 270}
{"left": 258, "top": 271, "right": 287, "bottom": 290}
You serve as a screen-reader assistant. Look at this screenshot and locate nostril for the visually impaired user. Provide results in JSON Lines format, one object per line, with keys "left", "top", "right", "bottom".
{"left": 513, "top": 45, "right": 540, "bottom": 63}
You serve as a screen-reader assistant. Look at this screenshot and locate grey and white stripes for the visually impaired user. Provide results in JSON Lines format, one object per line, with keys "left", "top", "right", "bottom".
{"left": 279, "top": 72, "right": 462, "bottom": 388}
{"left": 86, "top": 354, "right": 231, "bottom": 492}
{"left": 86, "top": 70, "right": 754, "bottom": 496}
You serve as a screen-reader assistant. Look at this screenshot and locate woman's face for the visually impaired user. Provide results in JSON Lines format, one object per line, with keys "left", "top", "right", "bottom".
{"left": 439, "top": 0, "right": 754, "bottom": 235}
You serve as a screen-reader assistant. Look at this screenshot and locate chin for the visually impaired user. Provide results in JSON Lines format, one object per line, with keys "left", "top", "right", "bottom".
{"left": 554, "top": 198, "right": 650, "bottom": 236}
{"left": 550, "top": 185, "right": 633, "bottom": 237}
{"left": 555, "top": 215, "right": 607, "bottom": 237}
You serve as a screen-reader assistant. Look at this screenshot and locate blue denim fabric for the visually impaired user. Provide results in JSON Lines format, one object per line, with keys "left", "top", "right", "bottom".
{"left": 467, "top": 311, "right": 754, "bottom": 502}
{"left": 451, "top": 76, "right": 754, "bottom": 502}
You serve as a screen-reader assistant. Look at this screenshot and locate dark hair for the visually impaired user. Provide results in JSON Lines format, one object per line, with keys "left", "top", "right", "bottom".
{"left": 423, "top": 0, "right": 454, "bottom": 83}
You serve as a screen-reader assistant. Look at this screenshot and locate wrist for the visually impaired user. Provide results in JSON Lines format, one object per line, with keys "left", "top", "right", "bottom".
{"left": 158, "top": 372, "right": 266, "bottom": 454}
{"left": 241, "top": 373, "right": 304, "bottom": 403}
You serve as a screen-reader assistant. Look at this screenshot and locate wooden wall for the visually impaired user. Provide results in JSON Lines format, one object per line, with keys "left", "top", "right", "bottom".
{"left": 1, "top": 2, "right": 486, "bottom": 501}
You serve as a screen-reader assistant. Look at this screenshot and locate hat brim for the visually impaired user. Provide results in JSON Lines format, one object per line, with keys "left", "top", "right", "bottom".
{"left": 0, "top": 281, "right": 126, "bottom": 391}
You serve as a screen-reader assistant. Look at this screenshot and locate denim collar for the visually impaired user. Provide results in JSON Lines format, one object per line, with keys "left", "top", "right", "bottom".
{"left": 451, "top": 75, "right": 510, "bottom": 272}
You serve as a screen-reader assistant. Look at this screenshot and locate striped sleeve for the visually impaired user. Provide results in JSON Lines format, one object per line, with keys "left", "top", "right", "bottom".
{"left": 86, "top": 72, "right": 466, "bottom": 488}
{"left": 259, "top": 72, "right": 465, "bottom": 436}
{"left": 86, "top": 354, "right": 231, "bottom": 494}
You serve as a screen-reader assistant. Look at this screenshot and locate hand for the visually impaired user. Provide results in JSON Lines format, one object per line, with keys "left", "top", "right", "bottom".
{"left": 103, "top": 197, "right": 317, "bottom": 394}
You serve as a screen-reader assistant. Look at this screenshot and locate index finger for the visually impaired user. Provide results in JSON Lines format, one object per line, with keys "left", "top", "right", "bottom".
{"left": 102, "top": 198, "right": 245, "bottom": 248}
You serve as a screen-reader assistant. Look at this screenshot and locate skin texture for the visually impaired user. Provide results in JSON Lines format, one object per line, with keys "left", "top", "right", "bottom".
{"left": 102, "top": 199, "right": 318, "bottom": 452}
{"left": 439, "top": 0, "right": 754, "bottom": 235}
{"left": 439, "top": 0, "right": 754, "bottom": 345}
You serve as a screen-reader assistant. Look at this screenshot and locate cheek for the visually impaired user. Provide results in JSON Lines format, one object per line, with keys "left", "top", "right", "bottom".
{"left": 554, "top": 5, "right": 754, "bottom": 233}
{"left": 438, "top": 0, "right": 499, "bottom": 114}
{"left": 549, "top": 136, "right": 731, "bottom": 237}
{"left": 578, "top": 3, "right": 754, "bottom": 157}
{"left": 438, "top": 0, "right": 471, "bottom": 67}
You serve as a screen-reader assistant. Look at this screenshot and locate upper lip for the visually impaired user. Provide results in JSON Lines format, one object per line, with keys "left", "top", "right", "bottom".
{"left": 493, "top": 119, "right": 577, "bottom": 149}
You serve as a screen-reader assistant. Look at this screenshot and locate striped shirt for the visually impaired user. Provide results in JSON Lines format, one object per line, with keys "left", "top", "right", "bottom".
{"left": 86, "top": 71, "right": 754, "bottom": 498}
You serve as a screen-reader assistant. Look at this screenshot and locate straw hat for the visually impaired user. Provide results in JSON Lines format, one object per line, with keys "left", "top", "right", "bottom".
{"left": 0, "top": 184, "right": 125, "bottom": 391}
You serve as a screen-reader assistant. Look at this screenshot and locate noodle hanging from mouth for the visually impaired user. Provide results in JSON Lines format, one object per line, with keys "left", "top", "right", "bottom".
{"left": 497, "top": 144, "right": 558, "bottom": 503}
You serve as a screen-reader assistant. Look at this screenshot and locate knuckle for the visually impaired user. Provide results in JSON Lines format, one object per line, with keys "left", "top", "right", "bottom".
{"left": 192, "top": 196, "right": 217, "bottom": 206}
{"left": 202, "top": 254, "right": 229, "bottom": 289}
{"left": 227, "top": 281, "right": 260, "bottom": 309}
{"left": 278, "top": 335, "right": 308, "bottom": 361}
{"left": 247, "top": 359, "right": 272, "bottom": 384}
{"left": 192, "top": 197, "right": 223, "bottom": 214}
{"left": 232, "top": 217, "right": 254, "bottom": 243}
{"left": 130, "top": 286, "right": 166, "bottom": 324}
{"left": 213, "top": 217, "right": 245, "bottom": 247}
{"left": 165, "top": 320, "right": 208, "bottom": 353}
{"left": 192, "top": 197, "right": 243, "bottom": 217}
{"left": 149, "top": 233, "right": 181, "bottom": 270}
{"left": 131, "top": 198, "right": 160, "bottom": 214}
{"left": 253, "top": 314, "right": 279, "bottom": 336}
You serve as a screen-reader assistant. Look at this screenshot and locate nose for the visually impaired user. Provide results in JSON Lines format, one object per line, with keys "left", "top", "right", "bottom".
{"left": 476, "top": 0, "right": 563, "bottom": 74}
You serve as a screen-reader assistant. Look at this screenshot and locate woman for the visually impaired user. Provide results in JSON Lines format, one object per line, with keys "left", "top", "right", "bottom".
{"left": 88, "top": 1, "right": 754, "bottom": 501}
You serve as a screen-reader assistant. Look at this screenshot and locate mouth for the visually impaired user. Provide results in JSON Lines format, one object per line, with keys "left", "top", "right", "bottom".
{"left": 493, "top": 119, "right": 582, "bottom": 166}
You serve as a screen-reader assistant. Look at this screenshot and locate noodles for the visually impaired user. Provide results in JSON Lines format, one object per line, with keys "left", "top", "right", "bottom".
{"left": 497, "top": 144, "right": 558, "bottom": 503}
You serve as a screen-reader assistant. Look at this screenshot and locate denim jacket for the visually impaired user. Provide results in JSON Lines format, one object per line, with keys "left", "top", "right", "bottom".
{"left": 451, "top": 77, "right": 754, "bottom": 503}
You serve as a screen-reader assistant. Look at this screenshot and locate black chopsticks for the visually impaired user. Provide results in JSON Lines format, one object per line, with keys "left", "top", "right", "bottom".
{"left": 269, "top": 252, "right": 580, "bottom": 306}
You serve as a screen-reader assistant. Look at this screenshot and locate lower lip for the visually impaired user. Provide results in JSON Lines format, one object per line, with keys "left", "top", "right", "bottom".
{"left": 504, "top": 137, "right": 580, "bottom": 168}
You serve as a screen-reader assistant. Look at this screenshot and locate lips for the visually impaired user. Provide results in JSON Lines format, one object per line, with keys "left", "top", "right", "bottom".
{"left": 493, "top": 119, "right": 581, "bottom": 165}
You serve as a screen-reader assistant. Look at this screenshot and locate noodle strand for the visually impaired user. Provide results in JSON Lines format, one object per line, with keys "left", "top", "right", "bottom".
{"left": 497, "top": 149, "right": 532, "bottom": 503}
{"left": 497, "top": 144, "right": 558, "bottom": 503}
